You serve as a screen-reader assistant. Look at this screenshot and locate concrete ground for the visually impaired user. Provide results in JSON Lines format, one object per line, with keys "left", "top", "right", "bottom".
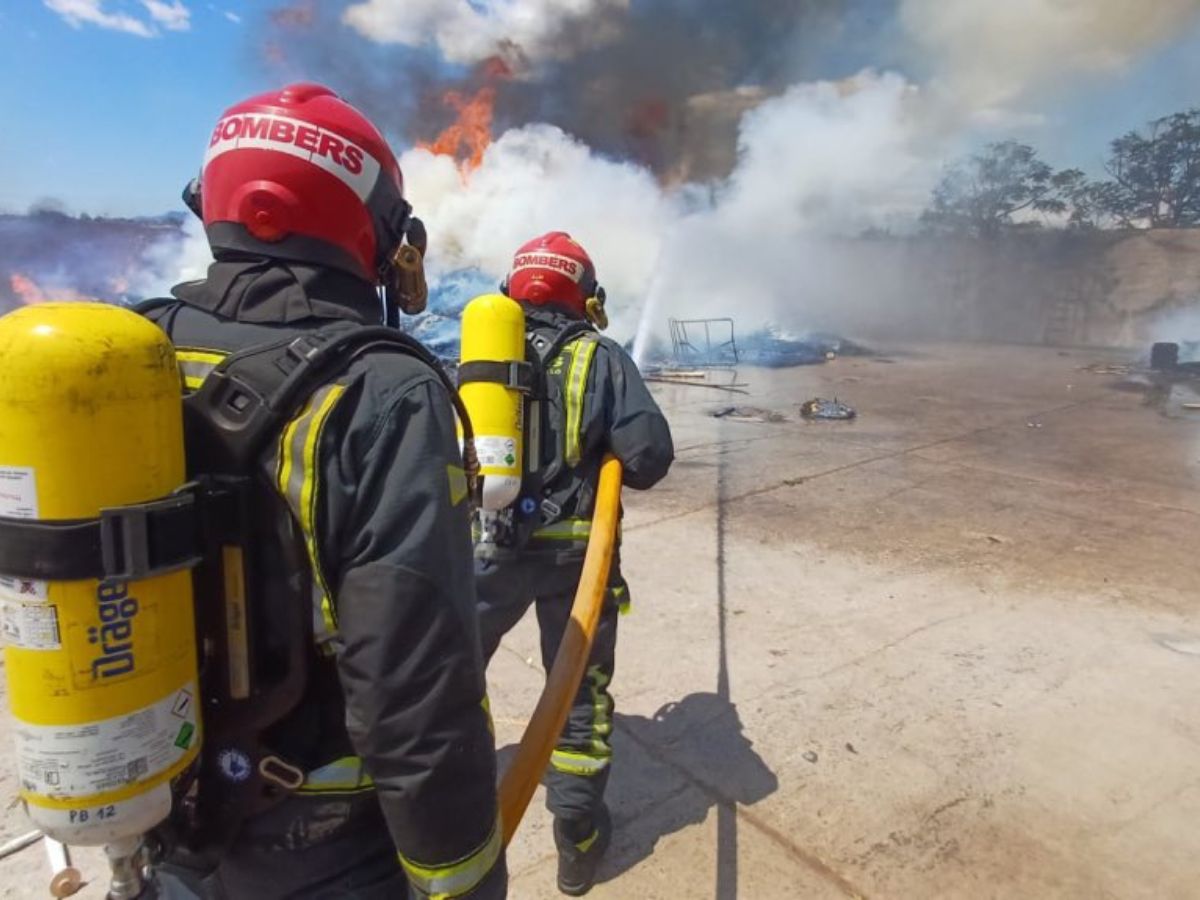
{"left": 1, "top": 342, "right": 1198, "bottom": 898}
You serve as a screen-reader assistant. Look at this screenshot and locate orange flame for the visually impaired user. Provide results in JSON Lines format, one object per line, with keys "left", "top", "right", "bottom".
{"left": 419, "top": 85, "right": 498, "bottom": 172}
{"left": 9, "top": 273, "right": 95, "bottom": 305}
{"left": 419, "top": 57, "right": 512, "bottom": 174}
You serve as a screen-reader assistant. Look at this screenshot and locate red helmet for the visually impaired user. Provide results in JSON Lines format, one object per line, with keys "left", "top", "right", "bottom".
{"left": 187, "top": 83, "right": 414, "bottom": 285}
{"left": 504, "top": 232, "right": 601, "bottom": 319}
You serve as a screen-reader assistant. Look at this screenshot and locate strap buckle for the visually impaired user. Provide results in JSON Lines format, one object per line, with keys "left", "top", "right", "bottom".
{"left": 259, "top": 755, "right": 305, "bottom": 791}
{"left": 507, "top": 361, "right": 531, "bottom": 392}
{"left": 284, "top": 334, "right": 328, "bottom": 368}
{"left": 98, "top": 491, "right": 197, "bottom": 583}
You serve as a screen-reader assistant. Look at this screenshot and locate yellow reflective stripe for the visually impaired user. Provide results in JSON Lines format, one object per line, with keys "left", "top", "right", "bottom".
{"left": 482, "top": 694, "right": 495, "bottom": 738}
{"left": 399, "top": 818, "right": 502, "bottom": 899}
{"left": 550, "top": 749, "right": 611, "bottom": 776}
{"left": 575, "top": 828, "right": 602, "bottom": 854}
{"left": 176, "top": 349, "right": 227, "bottom": 365}
{"left": 564, "top": 336, "right": 598, "bottom": 467}
{"left": 447, "top": 464, "right": 468, "bottom": 506}
{"left": 298, "top": 756, "right": 374, "bottom": 794}
{"left": 532, "top": 518, "right": 592, "bottom": 541}
{"left": 176, "top": 348, "right": 228, "bottom": 392}
{"left": 276, "top": 382, "right": 348, "bottom": 643}
{"left": 552, "top": 665, "right": 614, "bottom": 776}
{"left": 587, "top": 665, "right": 613, "bottom": 757}
{"left": 612, "top": 584, "right": 630, "bottom": 615}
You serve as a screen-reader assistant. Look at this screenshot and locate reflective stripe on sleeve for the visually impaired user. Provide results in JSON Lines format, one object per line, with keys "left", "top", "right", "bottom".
{"left": 398, "top": 817, "right": 502, "bottom": 899}
{"left": 274, "top": 381, "right": 349, "bottom": 644}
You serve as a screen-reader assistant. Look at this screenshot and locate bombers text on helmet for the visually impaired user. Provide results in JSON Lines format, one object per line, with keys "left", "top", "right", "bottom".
{"left": 192, "top": 83, "right": 413, "bottom": 286}
{"left": 504, "top": 232, "right": 602, "bottom": 320}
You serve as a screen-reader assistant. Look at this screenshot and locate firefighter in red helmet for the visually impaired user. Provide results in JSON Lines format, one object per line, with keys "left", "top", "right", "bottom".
{"left": 140, "top": 84, "right": 505, "bottom": 898}
{"left": 475, "top": 232, "right": 673, "bottom": 895}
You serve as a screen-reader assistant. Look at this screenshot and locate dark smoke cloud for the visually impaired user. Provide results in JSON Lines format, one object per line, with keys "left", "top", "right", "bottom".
{"left": 262, "top": 0, "right": 854, "bottom": 179}
{"left": 0, "top": 211, "right": 186, "bottom": 311}
{"left": 503, "top": 0, "right": 847, "bottom": 176}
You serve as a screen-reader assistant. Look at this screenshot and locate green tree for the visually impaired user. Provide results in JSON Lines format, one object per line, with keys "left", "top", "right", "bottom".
{"left": 1052, "top": 168, "right": 1107, "bottom": 230}
{"left": 921, "top": 141, "right": 1069, "bottom": 238}
{"left": 1097, "top": 110, "right": 1200, "bottom": 228}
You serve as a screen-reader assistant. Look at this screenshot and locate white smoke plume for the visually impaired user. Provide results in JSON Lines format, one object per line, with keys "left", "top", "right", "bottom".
{"left": 131, "top": 216, "right": 212, "bottom": 298}
{"left": 402, "top": 124, "right": 673, "bottom": 336}
{"left": 1150, "top": 305, "right": 1200, "bottom": 344}
{"left": 901, "top": 0, "right": 1200, "bottom": 115}
{"left": 401, "top": 69, "right": 939, "bottom": 352}
{"left": 342, "top": 0, "right": 623, "bottom": 65}
{"left": 138, "top": 0, "right": 1198, "bottom": 356}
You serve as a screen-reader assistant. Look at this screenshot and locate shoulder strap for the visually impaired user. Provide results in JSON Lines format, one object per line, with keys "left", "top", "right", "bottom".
{"left": 531, "top": 320, "right": 594, "bottom": 367}
{"left": 136, "top": 296, "right": 184, "bottom": 333}
{"left": 134, "top": 296, "right": 180, "bottom": 318}
{"left": 533, "top": 322, "right": 598, "bottom": 488}
{"left": 186, "top": 322, "right": 478, "bottom": 488}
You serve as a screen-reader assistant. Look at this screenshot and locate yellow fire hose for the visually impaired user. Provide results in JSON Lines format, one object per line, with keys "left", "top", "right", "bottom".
{"left": 498, "top": 454, "right": 624, "bottom": 846}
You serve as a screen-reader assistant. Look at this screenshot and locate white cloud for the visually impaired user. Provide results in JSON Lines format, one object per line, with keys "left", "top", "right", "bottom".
{"left": 43, "top": 0, "right": 155, "bottom": 37}
{"left": 141, "top": 0, "right": 191, "bottom": 31}
{"left": 43, "top": 0, "right": 193, "bottom": 36}
{"left": 224, "top": 10, "right": 241, "bottom": 24}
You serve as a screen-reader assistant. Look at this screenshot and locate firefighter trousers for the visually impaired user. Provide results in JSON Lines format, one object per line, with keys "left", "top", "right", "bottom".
{"left": 475, "top": 556, "right": 625, "bottom": 825}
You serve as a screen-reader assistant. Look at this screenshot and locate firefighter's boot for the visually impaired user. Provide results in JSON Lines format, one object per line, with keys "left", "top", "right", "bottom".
{"left": 553, "top": 804, "right": 611, "bottom": 896}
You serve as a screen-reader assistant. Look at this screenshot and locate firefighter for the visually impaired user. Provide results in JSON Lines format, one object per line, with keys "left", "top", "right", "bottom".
{"left": 146, "top": 84, "right": 505, "bottom": 898}
{"left": 475, "top": 232, "right": 674, "bottom": 896}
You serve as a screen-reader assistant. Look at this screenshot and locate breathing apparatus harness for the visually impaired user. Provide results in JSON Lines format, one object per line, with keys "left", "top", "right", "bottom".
{"left": 0, "top": 311, "right": 479, "bottom": 862}
{"left": 459, "top": 314, "right": 595, "bottom": 557}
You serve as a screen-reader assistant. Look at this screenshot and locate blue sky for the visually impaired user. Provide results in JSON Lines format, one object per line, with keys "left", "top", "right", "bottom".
{"left": 2, "top": 1, "right": 1200, "bottom": 217}
{"left": 0, "top": 1, "right": 273, "bottom": 216}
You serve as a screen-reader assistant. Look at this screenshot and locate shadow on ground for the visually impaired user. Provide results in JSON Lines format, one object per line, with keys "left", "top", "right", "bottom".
{"left": 597, "top": 692, "right": 777, "bottom": 893}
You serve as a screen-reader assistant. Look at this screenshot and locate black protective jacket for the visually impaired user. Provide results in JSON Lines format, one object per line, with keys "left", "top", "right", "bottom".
{"left": 521, "top": 307, "right": 674, "bottom": 560}
{"left": 147, "top": 259, "right": 504, "bottom": 899}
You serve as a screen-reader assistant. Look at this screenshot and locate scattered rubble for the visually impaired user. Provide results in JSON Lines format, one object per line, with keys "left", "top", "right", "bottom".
{"left": 711, "top": 406, "right": 786, "bottom": 423}
{"left": 652, "top": 318, "right": 869, "bottom": 369}
{"left": 739, "top": 326, "right": 870, "bottom": 368}
{"left": 800, "top": 398, "right": 857, "bottom": 420}
{"left": 646, "top": 368, "right": 749, "bottom": 394}
{"left": 1079, "top": 362, "right": 1132, "bottom": 376}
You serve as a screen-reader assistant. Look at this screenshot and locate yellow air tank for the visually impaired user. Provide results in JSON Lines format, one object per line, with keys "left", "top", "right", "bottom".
{"left": 459, "top": 293, "right": 526, "bottom": 510}
{"left": 0, "top": 303, "right": 200, "bottom": 848}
